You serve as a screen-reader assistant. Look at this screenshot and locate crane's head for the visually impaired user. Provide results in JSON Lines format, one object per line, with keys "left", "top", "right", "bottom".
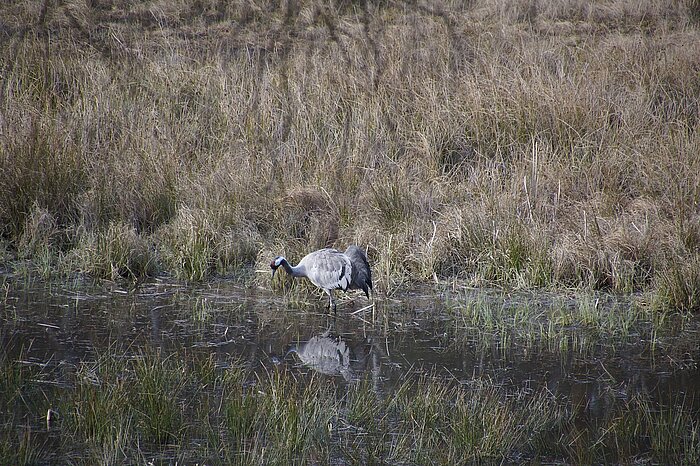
{"left": 270, "top": 256, "right": 285, "bottom": 279}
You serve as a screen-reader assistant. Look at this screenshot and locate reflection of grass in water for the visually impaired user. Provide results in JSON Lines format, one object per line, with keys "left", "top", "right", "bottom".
{"left": 1, "top": 343, "right": 699, "bottom": 463}
{"left": 445, "top": 289, "right": 665, "bottom": 354}
{"left": 189, "top": 295, "right": 215, "bottom": 322}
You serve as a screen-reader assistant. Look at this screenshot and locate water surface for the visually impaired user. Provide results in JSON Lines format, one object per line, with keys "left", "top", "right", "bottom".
{"left": 2, "top": 276, "right": 699, "bottom": 461}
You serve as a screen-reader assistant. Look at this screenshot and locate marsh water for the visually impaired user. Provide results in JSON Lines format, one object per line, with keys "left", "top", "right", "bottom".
{"left": 3, "top": 276, "right": 700, "bottom": 461}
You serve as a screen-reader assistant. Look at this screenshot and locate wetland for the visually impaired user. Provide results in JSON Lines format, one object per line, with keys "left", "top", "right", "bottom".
{"left": 2, "top": 276, "right": 699, "bottom": 464}
{"left": 3, "top": 0, "right": 700, "bottom": 462}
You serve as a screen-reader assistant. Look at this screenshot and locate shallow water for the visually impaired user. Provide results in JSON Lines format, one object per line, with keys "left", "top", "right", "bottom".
{"left": 4, "top": 278, "right": 698, "bottom": 408}
{"left": 2, "top": 276, "right": 700, "bottom": 461}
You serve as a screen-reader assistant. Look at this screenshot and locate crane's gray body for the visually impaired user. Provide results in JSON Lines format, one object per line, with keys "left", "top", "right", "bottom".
{"left": 271, "top": 245, "right": 373, "bottom": 311}
{"left": 298, "top": 248, "right": 353, "bottom": 294}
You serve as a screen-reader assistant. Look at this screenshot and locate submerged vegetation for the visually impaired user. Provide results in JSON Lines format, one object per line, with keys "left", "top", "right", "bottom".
{"left": 0, "top": 0, "right": 699, "bottom": 310}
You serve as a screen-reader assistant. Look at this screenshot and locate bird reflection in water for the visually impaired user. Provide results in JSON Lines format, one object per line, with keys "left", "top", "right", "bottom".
{"left": 283, "top": 330, "right": 383, "bottom": 384}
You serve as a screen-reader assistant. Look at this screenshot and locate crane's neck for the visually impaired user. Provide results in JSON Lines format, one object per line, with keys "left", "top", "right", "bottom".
{"left": 280, "top": 258, "right": 306, "bottom": 278}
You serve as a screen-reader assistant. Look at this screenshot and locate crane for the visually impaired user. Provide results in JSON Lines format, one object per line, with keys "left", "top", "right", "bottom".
{"left": 270, "top": 245, "right": 372, "bottom": 311}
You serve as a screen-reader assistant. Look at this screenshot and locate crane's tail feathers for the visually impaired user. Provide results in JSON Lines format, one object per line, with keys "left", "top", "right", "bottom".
{"left": 345, "top": 245, "right": 373, "bottom": 298}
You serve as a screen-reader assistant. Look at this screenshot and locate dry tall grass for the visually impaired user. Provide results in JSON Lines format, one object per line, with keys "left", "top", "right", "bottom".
{"left": 1, "top": 0, "right": 699, "bottom": 307}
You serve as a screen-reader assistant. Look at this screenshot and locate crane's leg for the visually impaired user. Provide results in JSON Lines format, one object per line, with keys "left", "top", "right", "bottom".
{"left": 326, "top": 290, "right": 336, "bottom": 313}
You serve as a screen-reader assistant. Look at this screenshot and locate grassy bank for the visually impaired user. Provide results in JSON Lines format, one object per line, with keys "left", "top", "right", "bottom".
{"left": 1, "top": 345, "right": 698, "bottom": 464}
{"left": 1, "top": 0, "right": 700, "bottom": 309}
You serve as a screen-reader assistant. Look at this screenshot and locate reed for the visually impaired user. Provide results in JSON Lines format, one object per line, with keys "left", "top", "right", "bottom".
{"left": 1, "top": 0, "right": 698, "bottom": 307}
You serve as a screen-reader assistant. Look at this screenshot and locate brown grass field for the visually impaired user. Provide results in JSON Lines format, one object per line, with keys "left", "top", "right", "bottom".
{"left": 1, "top": 0, "right": 700, "bottom": 309}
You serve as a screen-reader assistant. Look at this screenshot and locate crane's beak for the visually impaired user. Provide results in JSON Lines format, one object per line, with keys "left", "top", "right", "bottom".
{"left": 271, "top": 267, "right": 277, "bottom": 280}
